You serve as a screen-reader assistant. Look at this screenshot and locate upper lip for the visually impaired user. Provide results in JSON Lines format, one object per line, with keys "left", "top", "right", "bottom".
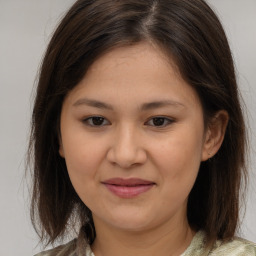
{"left": 102, "top": 178, "right": 155, "bottom": 186}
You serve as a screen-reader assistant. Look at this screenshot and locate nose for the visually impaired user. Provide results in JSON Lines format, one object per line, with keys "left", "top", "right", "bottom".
{"left": 106, "top": 125, "right": 147, "bottom": 169}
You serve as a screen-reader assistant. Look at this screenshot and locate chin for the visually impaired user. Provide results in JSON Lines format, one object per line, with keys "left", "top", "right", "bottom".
{"left": 101, "top": 211, "right": 158, "bottom": 232}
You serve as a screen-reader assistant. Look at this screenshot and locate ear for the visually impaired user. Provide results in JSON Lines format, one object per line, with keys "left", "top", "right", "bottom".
{"left": 201, "top": 110, "right": 229, "bottom": 161}
{"left": 58, "top": 134, "right": 65, "bottom": 158}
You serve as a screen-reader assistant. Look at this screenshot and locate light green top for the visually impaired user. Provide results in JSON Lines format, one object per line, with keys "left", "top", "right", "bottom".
{"left": 35, "top": 230, "right": 256, "bottom": 256}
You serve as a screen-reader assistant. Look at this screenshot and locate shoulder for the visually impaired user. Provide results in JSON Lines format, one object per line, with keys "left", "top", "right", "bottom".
{"left": 182, "top": 230, "right": 256, "bottom": 256}
{"left": 34, "top": 240, "right": 77, "bottom": 256}
{"left": 210, "top": 236, "right": 256, "bottom": 255}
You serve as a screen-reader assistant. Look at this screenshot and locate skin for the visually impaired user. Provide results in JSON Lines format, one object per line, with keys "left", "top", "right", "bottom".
{"left": 59, "top": 42, "right": 228, "bottom": 256}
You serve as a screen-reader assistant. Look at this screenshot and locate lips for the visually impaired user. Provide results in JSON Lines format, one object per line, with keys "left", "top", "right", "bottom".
{"left": 102, "top": 178, "right": 155, "bottom": 198}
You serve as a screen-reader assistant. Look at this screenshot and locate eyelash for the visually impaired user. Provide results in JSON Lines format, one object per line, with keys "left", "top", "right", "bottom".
{"left": 146, "top": 117, "right": 174, "bottom": 127}
{"left": 82, "top": 116, "right": 174, "bottom": 128}
{"left": 83, "top": 116, "right": 110, "bottom": 127}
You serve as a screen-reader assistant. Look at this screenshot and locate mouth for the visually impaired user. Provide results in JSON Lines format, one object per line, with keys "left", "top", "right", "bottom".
{"left": 102, "top": 178, "right": 156, "bottom": 198}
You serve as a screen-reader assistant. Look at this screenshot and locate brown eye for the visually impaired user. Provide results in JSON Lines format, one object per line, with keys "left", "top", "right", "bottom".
{"left": 146, "top": 117, "right": 173, "bottom": 127}
{"left": 83, "top": 116, "right": 110, "bottom": 126}
{"left": 152, "top": 117, "right": 165, "bottom": 126}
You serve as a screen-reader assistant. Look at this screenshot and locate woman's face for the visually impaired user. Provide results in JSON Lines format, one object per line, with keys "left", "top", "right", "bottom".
{"left": 59, "top": 42, "right": 210, "bottom": 232}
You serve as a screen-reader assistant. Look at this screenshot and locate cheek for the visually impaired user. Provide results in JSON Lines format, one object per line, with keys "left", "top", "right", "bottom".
{"left": 156, "top": 134, "right": 202, "bottom": 166}
{"left": 151, "top": 135, "right": 202, "bottom": 213}
{"left": 62, "top": 132, "right": 106, "bottom": 191}
{"left": 152, "top": 125, "right": 204, "bottom": 188}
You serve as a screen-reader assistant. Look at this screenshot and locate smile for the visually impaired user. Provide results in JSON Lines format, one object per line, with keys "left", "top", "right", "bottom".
{"left": 102, "top": 178, "right": 155, "bottom": 198}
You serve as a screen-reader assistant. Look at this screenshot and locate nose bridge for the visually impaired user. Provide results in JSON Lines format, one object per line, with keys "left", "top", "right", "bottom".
{"left": 117, "top": 123, "right": 137, "bottom": 150}
{"left": 107, "top": 122, "right": 146, "bottom": 168}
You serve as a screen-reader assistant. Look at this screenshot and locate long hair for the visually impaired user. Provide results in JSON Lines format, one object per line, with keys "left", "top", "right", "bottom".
{"left": 29, "top": 0, "right": 247, "bottom": 247}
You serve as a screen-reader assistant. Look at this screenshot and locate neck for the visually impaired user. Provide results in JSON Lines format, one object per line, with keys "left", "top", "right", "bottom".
{"left": 91, "top": 216, "right": 195, "bottom": 256}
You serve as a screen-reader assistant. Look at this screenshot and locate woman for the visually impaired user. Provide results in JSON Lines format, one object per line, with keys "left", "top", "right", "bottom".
{"left": 29, "top": 0, "right": 256, "bottom": 255}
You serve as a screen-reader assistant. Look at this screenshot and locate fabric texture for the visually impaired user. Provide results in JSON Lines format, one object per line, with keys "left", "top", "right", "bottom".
{"left": 35, "top": 230, "right": 256, "bottom": 256}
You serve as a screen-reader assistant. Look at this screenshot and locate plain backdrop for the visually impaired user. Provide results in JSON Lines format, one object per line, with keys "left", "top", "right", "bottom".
{"left": 0, "top": 0, "right": 255, "bottom": 255}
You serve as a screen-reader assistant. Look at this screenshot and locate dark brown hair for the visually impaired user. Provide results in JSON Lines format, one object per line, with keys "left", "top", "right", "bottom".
{"left": 29, "top": 0, "right": 247, "bottom": 248}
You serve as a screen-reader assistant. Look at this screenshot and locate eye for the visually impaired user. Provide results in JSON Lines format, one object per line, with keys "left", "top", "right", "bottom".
{"left": 145, "top": 117, "right": 174, "bottom": 127}
{"left": 83, "top": 116, "right": 110, "bottom": 127}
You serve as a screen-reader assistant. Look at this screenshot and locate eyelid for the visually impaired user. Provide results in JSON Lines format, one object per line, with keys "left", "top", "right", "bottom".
{"left": 145, "top": 116, "right": 175, "bottom": 127}
{"left": 82, "top": 116, "right": 111, "bottom": 127}
{"left": 81, "top": 115, "right": 175, "bottom": 128}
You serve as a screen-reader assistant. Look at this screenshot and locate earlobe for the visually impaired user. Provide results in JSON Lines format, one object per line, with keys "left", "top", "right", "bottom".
{"left": 201, "top": 110, "right": 229, "bottom": 161}
{"left": 59, "top": 145, "right": 65, "bottom": 158}
{"left": 59, "top": 136, "right": 65, "bottom": 158}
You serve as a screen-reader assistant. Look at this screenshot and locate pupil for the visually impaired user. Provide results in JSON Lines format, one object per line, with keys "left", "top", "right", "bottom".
{"left": 153, "top": 118, "right": 164, "bottom": 126}
{"left": 92, "top": 117, "right": 104, "bottom": 125}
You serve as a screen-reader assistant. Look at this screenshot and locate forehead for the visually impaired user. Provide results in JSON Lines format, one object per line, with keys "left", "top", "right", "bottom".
{"left": 86, "top": 42, "right": 178, "bottom": 82}
{"left": 64, "top": 42, "right": 201, "bottom": 111}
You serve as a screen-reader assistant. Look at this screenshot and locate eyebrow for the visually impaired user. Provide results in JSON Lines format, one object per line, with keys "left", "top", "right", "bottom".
{"left": 73, "top": 98, "right": 114, "bottom": 110}
{"left": 73, "top": 98, "right": 185, "bottom": 110}
{"left": 140, "top": 100, "right": 185, "bottom": 111}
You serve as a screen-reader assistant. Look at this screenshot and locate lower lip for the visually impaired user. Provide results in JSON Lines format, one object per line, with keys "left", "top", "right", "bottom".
{"left": 103, "top": 184, "right": 154, "bottom": 198}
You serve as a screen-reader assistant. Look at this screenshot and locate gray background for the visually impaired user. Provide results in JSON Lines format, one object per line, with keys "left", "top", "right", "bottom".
{"left": 0, "top": 0, "right": 255, "bottom": 255}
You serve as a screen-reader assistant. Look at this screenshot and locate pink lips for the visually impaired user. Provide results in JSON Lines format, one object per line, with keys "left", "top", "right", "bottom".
{"left": 102, "top": 178, "right": 155, "bottom": 198}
